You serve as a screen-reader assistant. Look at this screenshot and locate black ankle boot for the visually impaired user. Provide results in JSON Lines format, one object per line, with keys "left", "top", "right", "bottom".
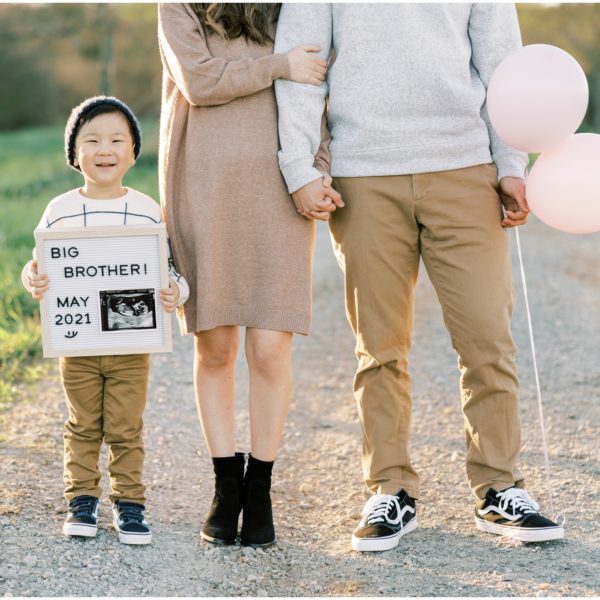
{"left": 241, "top": 454, "right": 275, "bottom": 548}
{"left": 201, "top": 452, "right": 245, "bottom": 544}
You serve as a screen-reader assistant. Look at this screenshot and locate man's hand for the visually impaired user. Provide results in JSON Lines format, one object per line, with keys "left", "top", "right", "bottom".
{"left": 293, "top": 176, "right": 344, "bottom": 221}
{"left": 28, "top": 259, "right": 49, "bottom": 300}
{"left": 499, "top": 176, "right": 529, "bottom": 228}
{"left": 160, "top": 278, "right": 180, "bottom": 313}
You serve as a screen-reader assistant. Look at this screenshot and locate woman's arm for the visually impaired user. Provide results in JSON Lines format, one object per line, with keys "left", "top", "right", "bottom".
{"left": 314, "top": 108, "right": 331, "bottom": 176}
{"left": 157, "top": 3, "right": 291, "bottom": 107}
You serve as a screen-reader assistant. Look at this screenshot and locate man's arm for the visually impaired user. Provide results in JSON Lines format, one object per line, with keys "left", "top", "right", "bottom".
{"left": 469, "top": 3, "right": 529, "bottom": 227}
{"left": 468, "top": 3, "right": 529, "bottom": 182}
{"left": 275, "top": 4, "right": 333, "bottom": 195}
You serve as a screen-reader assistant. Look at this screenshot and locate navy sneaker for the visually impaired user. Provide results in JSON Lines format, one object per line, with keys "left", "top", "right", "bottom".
{"left": 475, "top": 487, "right": 564, "bottom": 542}
{"left": 112, "top": 501, "right": 152, "bottom": 545}
{"left": 351, "top": 489, "right": 417, "bottom": 552}
{"left": 63, "top": 495, "right": 99, "bottom": 538}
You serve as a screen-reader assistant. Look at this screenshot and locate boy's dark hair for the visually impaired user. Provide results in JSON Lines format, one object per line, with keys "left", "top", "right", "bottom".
{"left": 64, "top": 96, "right": 142, "bottom": 172}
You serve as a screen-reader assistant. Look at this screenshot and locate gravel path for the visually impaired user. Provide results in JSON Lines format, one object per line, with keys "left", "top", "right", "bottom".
{"left": 1, "top": 216, "right": 599, "bottom": 597}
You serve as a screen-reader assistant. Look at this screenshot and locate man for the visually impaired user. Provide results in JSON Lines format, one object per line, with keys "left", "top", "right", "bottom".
{"left": 275, "top": 3, "right": 563, "bottom": 551}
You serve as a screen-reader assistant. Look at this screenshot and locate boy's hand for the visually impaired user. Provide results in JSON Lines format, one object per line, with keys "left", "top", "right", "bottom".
{"left": 500, "top": 176, "right": 530, "bottom": 228}
{"left": 28, "top": 259, "right": 49, "bottom": 300}
{"left": 160, "top": 278, "right": 179, "bottom": 313}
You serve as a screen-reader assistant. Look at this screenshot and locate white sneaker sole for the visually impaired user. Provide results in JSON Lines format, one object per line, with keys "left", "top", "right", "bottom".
{"left": 475, "top": 517, "right": 564, "bottom": 542}
{"left": 113, "top": 519, "right": 152, "bottom": 545}
{"left": 352, "top": 518, "right": 417, "bottom": 552}
{"left": 63, "top": 522, "right": 97, "bottom": 537}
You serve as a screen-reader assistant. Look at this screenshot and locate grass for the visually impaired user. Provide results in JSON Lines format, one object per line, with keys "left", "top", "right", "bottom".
{"left": 0, "top": 119, "right": 160, "bottom": 409}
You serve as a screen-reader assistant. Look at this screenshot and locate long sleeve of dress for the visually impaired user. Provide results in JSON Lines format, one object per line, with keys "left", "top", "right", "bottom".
{"left": 158, "top": 3, "right": 291, "bottom": 108}
{"left": 468, "top": 3, "right": 528, "bottom": 180}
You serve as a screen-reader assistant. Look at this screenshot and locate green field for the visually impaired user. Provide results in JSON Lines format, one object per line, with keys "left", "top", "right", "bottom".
{"left": 0, "top": 121, "right": 160, "bottom": 408}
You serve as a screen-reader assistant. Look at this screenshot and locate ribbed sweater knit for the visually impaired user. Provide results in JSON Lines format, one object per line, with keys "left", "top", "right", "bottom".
{"left": 274, "top": 3, "right": 528, "bottom": 194}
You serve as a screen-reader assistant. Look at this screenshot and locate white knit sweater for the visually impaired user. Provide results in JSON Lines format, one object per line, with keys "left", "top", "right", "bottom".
{"left": 275, "top": 3, "right": 528, "bottom": 193}
{"left": 21, "top": 187, "right": 189, "bottom": 305}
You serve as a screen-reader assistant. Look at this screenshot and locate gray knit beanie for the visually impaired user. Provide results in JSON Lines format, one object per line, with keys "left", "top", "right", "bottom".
{"left": 64, "top": 96, "right": 142, "bottom": 171}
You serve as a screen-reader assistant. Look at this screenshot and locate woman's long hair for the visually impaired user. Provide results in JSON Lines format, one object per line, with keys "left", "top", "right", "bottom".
{"left": 192, "top": 4, "right": 280, "bottom": 45}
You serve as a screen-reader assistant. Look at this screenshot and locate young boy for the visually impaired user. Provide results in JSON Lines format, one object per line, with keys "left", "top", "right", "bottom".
{"left": 22, "top": 96, "right": 189, "bottom": 545}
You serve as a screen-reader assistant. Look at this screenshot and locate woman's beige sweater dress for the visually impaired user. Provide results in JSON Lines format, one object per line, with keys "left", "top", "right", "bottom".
{"left": 158, "top": 3, "right": 326, "bottom": 335}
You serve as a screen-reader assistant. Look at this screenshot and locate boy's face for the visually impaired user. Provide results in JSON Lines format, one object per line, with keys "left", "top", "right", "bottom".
{"left": 74, "top": 112, "right": 135, "bottom": 190}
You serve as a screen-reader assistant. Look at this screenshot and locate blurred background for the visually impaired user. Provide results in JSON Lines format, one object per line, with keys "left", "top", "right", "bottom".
{"left": 2, "top": 4, "right": 600, "bottom": 131}
{"left": 1, "top": 3, "right": 599, "bottom": 406}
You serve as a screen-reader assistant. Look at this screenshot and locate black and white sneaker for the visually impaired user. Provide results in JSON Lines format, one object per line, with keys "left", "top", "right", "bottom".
{"left": 112, "top": 501, "right": 152, "bottom": 545}
{"left": 351, "top": 489, "right": 417, "bottom": 552}
{"left": 475, "top": 487, "right": 564, "bottom": 542}
{"left": 63, "top": 495, "right": 99, "bottom": 537}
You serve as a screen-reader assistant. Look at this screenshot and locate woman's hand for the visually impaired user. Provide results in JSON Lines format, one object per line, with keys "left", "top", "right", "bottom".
{"left": 287, "top": 45, "right": 327, "bottom": 86}
{"left": 160, "top": 278, "right": 180, "bottom": 313}
{"left": 28, "top": 259, "right": 49, "bottom": 300}
{"left": 293, "top": 176, "right": 344, "bottom": 221}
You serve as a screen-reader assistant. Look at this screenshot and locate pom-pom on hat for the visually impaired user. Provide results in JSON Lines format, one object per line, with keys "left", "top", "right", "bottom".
{"left": 64, "top": 96, "right": 142, "bottom": 171}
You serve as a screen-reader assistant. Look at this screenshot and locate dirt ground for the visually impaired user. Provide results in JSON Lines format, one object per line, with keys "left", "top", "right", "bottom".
{"left": 1, "top": 216, "right": 599, "bottom": 597}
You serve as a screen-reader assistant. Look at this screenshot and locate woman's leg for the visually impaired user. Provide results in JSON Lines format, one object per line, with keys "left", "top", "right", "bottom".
{"left": 195, "top": 326, "right": 244, "bottom": 544}
{"left": 245, "top": 328, "right": 293, "bottom": 461}
{"left": 242, "top": 327, "right": 293, "bottom": 547}
{"left": 194, "top": 326, "right": 240, "bottom": 457}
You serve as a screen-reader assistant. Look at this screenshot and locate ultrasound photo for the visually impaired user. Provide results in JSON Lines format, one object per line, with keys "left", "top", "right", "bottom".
{"left": 99, "top": 289, "right": 157, "bottom": 332}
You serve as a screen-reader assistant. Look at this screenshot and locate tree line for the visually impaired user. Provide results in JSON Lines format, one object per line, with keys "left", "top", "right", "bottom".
{"left": 0, "top": 4, "right": 159, "bottom": 130}
{"left": 1, "top": 3, "right": 599, "bottom": 131}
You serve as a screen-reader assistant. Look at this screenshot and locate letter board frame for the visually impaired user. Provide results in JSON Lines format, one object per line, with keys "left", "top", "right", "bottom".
{"left": 35, "top": 224, "right": 172, "bottom": 358}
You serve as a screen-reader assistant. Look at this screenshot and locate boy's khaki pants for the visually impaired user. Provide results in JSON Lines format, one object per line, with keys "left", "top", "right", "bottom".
{"left": 59, "top": 354, "right": 150, "bottom": 504}
{"left": 330, "top": 164, "right": 524, "bottom": 500}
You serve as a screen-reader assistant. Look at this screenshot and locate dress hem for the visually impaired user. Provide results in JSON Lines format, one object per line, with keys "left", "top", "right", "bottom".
{"left": 177, "top": 304, "right": 311, "bottom": 337}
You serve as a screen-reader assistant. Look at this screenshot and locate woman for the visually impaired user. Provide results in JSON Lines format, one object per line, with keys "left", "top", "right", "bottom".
{"left": 157, "top": 3, "right": 333, "bottom": 548}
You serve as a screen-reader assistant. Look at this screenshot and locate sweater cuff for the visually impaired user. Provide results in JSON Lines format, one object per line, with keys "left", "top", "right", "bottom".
{"left": 176, "top": 277, "right": 190, "bottom": 307}
{"left": 279, "top": 156, "right": 324, "bottom": 194}
{"left": 21, "top": 260, "right": 33, "bottom": 292}
{"left": 271, "top": 53, "right": 291, "bottom": 81}
{"left": 168, "top": 275, "right": 189, "bottom": 307}
{"left": 494, "top": 151, "right": 528, "bottom": 182}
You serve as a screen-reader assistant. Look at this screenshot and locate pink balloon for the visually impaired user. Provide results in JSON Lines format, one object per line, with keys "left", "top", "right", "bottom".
{"left": 526, "top": 133, "right": 600, "bottom": 234}
{"left": 487, "top": 44, "right": 588, "bottom": 153}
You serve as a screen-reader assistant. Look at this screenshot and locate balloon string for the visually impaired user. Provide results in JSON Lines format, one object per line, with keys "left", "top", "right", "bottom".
{"left": 514, "top": 227, "right": 556, "bottom": 519}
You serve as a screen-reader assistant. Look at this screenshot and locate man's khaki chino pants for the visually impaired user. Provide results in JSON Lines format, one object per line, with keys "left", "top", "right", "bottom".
{"left": 331, "top": 164, "right": 524, "bottom": 499}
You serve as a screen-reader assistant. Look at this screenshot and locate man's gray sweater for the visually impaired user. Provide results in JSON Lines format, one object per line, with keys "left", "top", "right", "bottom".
{"left": 274, "top": 3, "right": 528, "bottom": 194}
